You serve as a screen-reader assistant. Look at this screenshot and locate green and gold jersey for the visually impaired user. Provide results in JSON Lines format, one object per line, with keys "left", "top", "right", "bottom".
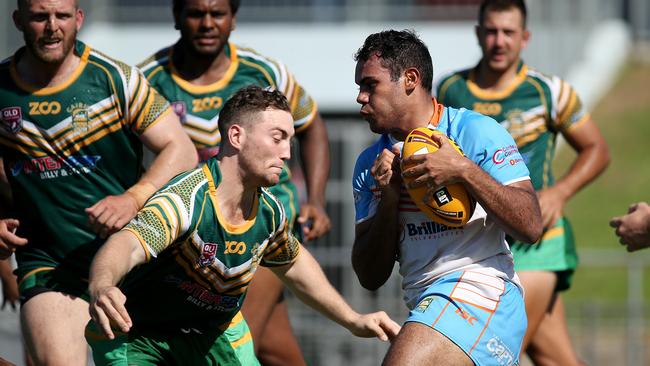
{"left": 139, "top": 43, "right": 316, "bottom": 230}
{"left": 0, "top": 41, "right": 172, "bottom": 279}
{"left": 120, "top": 158, "right": 300, "bottom": 330}
{"left": 138, "top": 42, "right": 317, "bottom": 162}
{"left": 436, "top": 62, "right": 589, "bottom": 190}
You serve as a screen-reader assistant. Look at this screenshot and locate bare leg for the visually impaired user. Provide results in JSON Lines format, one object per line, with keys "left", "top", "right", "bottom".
{"left": 21, "top": 292, "right": 90, "bottom": 366}
{"left": 241, "top": 266, "right": 305, "bottom": 366}
{"left": 257, "top": 300, "right": 305, "bottom": 366}
{"left": 517, "top": 271, "right": 557, "bottom": 351}
{"left": 383, "top": 322, "right": 473, "bottom": 366}
{"left": 526, "top": 295, "right": 586, "bottom": 366}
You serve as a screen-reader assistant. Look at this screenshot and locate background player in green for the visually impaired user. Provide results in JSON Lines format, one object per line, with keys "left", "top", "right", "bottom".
{"left": 137, "top": 0, "right": 331, "bottom": 364}
{"left": 85, "top": 86, "right": 400, "bottom": 365}
{"left": 0, "top": 0, "right": 198, "bottom": 364}
{"left": 436, "top": 0, "right": 610, "bottom": 364}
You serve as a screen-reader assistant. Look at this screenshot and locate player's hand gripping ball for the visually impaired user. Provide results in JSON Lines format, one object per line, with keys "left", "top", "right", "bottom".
{"left": 401, "top": 127, "right": 476, "bottom": 227}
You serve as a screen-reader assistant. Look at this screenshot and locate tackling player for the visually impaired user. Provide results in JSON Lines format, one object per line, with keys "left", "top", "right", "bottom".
{"left": 86, "top": 86, "right": 400, "bottom": 365}
{"left": 137, "top": 1, "right": 331, "bottom": 363}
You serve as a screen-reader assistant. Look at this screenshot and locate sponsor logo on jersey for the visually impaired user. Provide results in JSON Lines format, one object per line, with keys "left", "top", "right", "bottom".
{"left": 171, "top": 101, "right": 187, "bottom": 124}
{"left": 492, "top": 145, "right": 519, "bottom": 168}
{"left": 405, "top": 221, "right": 463, "bottom": 241}
{"left": 165, "top": 276, "right": 240, "bottom": 311}
{"left": 29, "top": 101, "right": 61, "bottom": 115}
{"left": 191, "top": 96, "right": 222, "bottom": 113}
{"left": 67, "top": 103, "right": 90, "bottom": 133}
{"left": 473, "top": 102, "right": 502, "bottom": 116}
{"left": 486, "top": 336, "right": 516, "bottom": 366}
{"left": 10, "top": 155, "right": 101, "bottom": 179}
{"left": 413, "top": 295, "right": 435, "bottom": 313}
{"left": 224, "top": 240, "right": 246, "bottom": 255}
{"left": 198, "top": 242, "right": 218, "bottom": 267}
{"left": 1, "top": 107, "right": 23, "bottom": 133}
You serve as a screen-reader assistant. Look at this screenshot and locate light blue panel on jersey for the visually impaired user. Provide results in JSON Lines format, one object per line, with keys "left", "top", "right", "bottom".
{"left": 407, "top": 270, "right": 527, "bottom": 366}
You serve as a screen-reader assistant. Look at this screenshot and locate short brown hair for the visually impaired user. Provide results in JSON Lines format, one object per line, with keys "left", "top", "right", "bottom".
{"left": 478, "top": 0, "right": 527, "bottom": 27}
{"left": 218, "top": 85, "right": 290, "bottom": 141}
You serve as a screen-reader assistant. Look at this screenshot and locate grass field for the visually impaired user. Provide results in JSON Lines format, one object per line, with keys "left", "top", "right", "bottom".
{"left": 554, "top": 61, "right": 650, "bottom": 301}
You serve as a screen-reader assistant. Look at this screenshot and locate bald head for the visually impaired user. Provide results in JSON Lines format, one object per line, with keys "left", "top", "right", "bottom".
{"left": 17, "top": 0, "right": 79, "bottom": 10}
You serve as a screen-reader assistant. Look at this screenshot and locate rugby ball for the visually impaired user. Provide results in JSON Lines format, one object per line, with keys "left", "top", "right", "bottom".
{"left": 401, "top": 127, "right": 476, "bottom": 227}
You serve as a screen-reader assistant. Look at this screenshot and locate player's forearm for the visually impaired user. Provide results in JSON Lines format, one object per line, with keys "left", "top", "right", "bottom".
{"left": 352, "top": 190, "right": 399, "bottom": 290}
{"left": 278, "top": 249, "right": 360, "bottom": 329}
{"left": 553, "top": 140, "right": 610, "bottom": 202}
{"left": 141, "top": 138, "right": 197, "bottom": 191}
{"left": 461, "top": 161, "right": 542, "bottom": 243}
{"left": 298, "top": 115, "right": 330, "bottom": 206}
{"left": 89, "top": 231, "right": 146, "bottom": 292}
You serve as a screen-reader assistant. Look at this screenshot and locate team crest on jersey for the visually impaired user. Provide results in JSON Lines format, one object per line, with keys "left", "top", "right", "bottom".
{"left": 503, "top": 109, "right": 525, "bottom": 135}
{"left": 67, "top": 103, "right": 90, "bottom": 133}
{"left": 1, "top": 107, "right": 23, "bottom": 134}
{"left": 172, "top": 101, "right": 187, "bottom": 124}
{"left": 249, "top": 243, "right": 262, "bottom": 273}
{"left": 198, "top": 242, "right": 218, "bottom": 267}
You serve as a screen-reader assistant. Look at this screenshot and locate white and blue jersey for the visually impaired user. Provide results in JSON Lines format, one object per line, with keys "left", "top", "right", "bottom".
{"left": 353, "top": 103, "right": 529, "bottom": 365}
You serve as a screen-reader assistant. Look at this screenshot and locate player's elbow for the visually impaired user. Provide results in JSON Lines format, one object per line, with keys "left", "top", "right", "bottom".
{"left": 518, "top": 220, "right": 543, "bottom": 244}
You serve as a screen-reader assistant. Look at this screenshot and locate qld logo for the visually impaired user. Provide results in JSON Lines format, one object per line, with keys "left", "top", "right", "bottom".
{"left": 198, "top": 242, "right": 218, "bottom": 267}
{"left": 1, "top": 107, "right": 23, "bottom": 134}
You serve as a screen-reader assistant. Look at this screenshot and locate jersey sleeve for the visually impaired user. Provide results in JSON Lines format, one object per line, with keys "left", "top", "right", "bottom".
{"left": 456, "top": 112, "right": 531, "bottom": 185}
{"left": 352, "top": 145, "right": 382, "bottom": 224}
{"left": 260, "top": 218, "right": 301, "bottom": 267}
{"left": 269, "top": 60, "right": 318, "bottom": 133}
{"left": 122, "top": 169, "right": 204, "bottom": 260}
{"left": 552, "top": 78, "right": 590, "bottom": 132}
{"left": 124, "top": 66, "right": 173, "bottom": 135}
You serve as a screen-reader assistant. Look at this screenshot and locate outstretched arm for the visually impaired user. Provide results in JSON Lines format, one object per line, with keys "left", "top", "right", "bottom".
{"left": 296, "top": 114, "right": 331, "bottom": 241}
{"left": 271, "top": 247, "right": 401, "bottom": 341}
{"left": 85, "top": 113, "right": 198, "bottom": 238}
{"left": 539, "top": 119, "right": 610, "bottom": 229}
{"left": 88, "top": 230, "right": 147, "bottom": 339}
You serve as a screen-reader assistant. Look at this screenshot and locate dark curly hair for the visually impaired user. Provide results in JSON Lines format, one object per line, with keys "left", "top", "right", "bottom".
{"left": 354, "top": 29, "right": 433, "bottom": 93}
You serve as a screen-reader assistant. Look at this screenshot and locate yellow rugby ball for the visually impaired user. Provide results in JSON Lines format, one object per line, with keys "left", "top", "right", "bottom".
{"left": 401, "top": 127, "right": 476, "bottom": 227}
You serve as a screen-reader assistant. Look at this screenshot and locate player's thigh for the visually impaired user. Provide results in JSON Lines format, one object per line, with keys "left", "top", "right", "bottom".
{"left": 527, "top": 296, "right": 585, "bottom": 366}
{"left": 241, "top": 267, "right": 284, "bottom": 342}
{"left": 383, "top": 322, "right": 472, "bottom": 366}
{"left": 257, "top": 300, "right": 305, "bottom": 366}
{"left": 21, "top": 291, "right": 90, "bottom": 365}
{"left": 518, "top": 271, "right": 556, "bottom": 346}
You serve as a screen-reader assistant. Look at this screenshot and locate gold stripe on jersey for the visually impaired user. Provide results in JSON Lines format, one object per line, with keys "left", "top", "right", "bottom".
{"left": 230, "top": 331, "right": 253, "bottom": 349}
{"left": 467, "top": 64, "right": 529, "bottom": 100}
{"left": 17, "top": 267, "right": 56, "bottom": 287}
{"left": 168, "top": 46, "right": 239, "bottom": 94}
{"left": 218, "top": 311, "right": 244, "bottom": 331}
{"left": 10, "top": 46, "right": 91, "bottom": 96}
{"left": 88, "top": 60, "right": 123, "bottom": 117}
{"left": 557, "top": 90, "right": 580, "bottom": 129}
{"left": 437, "top": 74, "right": 463, "bottom": 101}
{"left": 124, "top": 227, "right": 153, "bottom": 262}
{"left": 565, "top": 113, "right": 590, "bottom": 132}
{"left": 202, "top": 164, "right": 258, "bottom": 234}
{"left": 239, "top": 58, "right": 276, "bottom": 87}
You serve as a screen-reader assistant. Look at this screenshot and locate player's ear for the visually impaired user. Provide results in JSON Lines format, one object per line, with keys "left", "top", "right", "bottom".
{"left": 404, "top": 67, "right": 420, "bottom": 92}
{"left": 13, "top": 10, "right": 23, "bottom": 32}
{"left": 522, "top": 29, "right": 531, "bottom": 49}
{"left": 228, "top": 124, "right": 245, "bottom": 150}
{"left": 75, "top": 8, "right": 84, "bottom": 32}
